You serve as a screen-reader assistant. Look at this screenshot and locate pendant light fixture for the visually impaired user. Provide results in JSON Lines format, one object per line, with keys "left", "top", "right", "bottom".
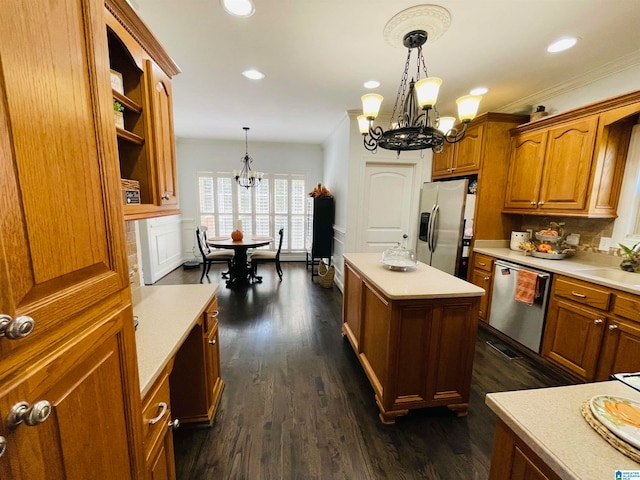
{"left": 358, "top": 19, "right": 482, "bottom": 155}
{"left": 233, "top": 127, "right": 263, "bottom": 189}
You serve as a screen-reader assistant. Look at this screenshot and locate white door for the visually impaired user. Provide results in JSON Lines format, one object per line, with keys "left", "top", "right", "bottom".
{"left": 358, "top": 162, "right": 418, "bottom": 251}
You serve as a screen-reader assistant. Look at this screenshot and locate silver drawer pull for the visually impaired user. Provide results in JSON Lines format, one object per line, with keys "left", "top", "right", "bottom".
{"left": 571, "top": 291, "right": 587, "bottom": 298}
{"left": 478, "top": 262, "right": 486, "bottom": 266}
{"left": 211, "top": 310, "right": 219, "bottom": 318}
{"left": 149, "top": 402, "right": 168, "bottom": 425}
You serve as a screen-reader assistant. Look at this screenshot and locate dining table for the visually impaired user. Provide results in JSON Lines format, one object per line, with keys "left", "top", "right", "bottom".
{"left": 206, "top": 236, "right": 273, "bottom": 287}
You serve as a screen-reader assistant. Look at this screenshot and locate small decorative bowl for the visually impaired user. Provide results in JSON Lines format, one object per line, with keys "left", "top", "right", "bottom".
{"left": 535, "top": 233, "right": 561, "bottom": 243}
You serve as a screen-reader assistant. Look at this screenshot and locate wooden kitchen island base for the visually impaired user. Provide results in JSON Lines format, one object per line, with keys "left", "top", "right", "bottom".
{"left": 342, "top": 253, "right": 484, "bottom": 424}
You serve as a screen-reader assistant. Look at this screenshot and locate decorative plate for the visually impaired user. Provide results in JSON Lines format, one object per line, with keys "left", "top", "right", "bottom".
{"left": 381, "top": 259, "right": 417, "bottom": 271}
{"left": 590, "top": 395, "right": 640, "bottom": 449}
{"left": 531, "top": 251, "right": 567, "bottom": 260}
{"left": 535, "top": 233, "right": 562, "bottom": 243}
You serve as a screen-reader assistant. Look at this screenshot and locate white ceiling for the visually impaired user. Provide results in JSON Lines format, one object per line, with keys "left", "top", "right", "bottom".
{"left": 132, "top": 0, "right": 640, "bottom": 144}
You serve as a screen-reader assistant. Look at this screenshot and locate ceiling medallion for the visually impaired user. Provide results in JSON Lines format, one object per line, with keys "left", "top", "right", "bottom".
{"left": 383, "top": 5, "right": 451, "bottom": 48}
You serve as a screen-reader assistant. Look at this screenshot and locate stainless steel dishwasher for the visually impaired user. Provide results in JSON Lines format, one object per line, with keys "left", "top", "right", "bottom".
{"left": 489, "top": 260, "right": 552, "bottom": 353}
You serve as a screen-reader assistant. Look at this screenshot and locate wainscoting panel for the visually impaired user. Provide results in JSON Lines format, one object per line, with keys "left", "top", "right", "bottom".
{"left": 139, "top": 214, "right": 184, "bottom": 284}
{"left": 333, "top": 226, "right": 345, "bottom": 292}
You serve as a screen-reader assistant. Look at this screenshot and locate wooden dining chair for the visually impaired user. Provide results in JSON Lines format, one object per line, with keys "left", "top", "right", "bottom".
{"left": 250, "top": 228, "right": 284, "bottom": 280}
{"left": 196, "top": 226, "right": 234, "bottom": 283}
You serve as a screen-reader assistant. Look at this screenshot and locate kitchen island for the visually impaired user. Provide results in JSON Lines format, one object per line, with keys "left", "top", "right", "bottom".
{"left": 342, "top": 253, "right": 485, "bottom": 424}
{"left": 486, "top": 381, "right": 640, "bottom": 479}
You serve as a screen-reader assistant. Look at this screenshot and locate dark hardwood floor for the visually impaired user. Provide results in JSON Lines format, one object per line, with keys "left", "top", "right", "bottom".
{"left": 155, "top": 262, "right": 573, "bottom": 479}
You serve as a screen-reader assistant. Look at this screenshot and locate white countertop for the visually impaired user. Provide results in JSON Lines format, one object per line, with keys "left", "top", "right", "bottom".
{"left": 133, "top": 284, "right": 218, "bottom": 397}
{"left": 343, "top": 252, "right": 485, "bottom": 300}
{"left": 474, "top": 246, "right": 640, "bottom": 295}
{"left": 486, "top": 381, "right": 640, "bottom": 478}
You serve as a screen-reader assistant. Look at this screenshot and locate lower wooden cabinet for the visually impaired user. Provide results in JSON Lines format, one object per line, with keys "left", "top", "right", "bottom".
{"left": 489, "top": 419, "right": 562, "bottom": 480}
{"left": 170, "top": 297, "right": 224, "bottom": 424}
{"left": 469, "top": 253, "right": 495, "bottom": 323}
{"left": 142, "top": 365, "right": 177, "bottom": 480}
{"left": 542, "top": 275, "right": 640, "bottom": 381}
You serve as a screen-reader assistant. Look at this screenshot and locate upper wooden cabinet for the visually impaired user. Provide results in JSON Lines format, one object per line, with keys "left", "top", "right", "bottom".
{"left": 432, "top": 113, "right": 529, "bottom": 246}
{"left": 105, "top": 0, "right": 181, "bottom": 220}
{"left": 432, "top": 123, "right": 485, "bottom": 178}
{"left": 503, "top": 91, "right": 640, "bottom": 217}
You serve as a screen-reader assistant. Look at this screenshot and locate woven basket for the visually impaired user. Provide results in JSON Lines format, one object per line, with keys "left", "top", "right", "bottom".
{"left": 318, "top": 261, "right": 335, "bottom": 288}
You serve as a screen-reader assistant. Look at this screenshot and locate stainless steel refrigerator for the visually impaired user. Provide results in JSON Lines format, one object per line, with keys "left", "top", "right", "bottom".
{"left": 416, "top": 179, "right": 468, "bottom": 276}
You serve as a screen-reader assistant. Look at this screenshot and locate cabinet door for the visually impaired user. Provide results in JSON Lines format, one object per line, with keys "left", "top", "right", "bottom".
{"left": 504, "top": 130, "right": 547, "bottom": 210}
{"left": 148, "top": 428, "right": 177, "bottom": 480}
{"left": 342, "top": 262, "right": 363, "bottom": 351}
{"left": 431, "top": 143, "right": 454, "bottom": 178}
{"left": 147, "top": 60, "right": 178, "bottom": 207}
{"left": 451, "top": 123, "right": 484, "bottom": 175}
{"left": 538, "top": 117, "right": 598, "bottom": 211}
{"left": 0, "top": 312, "right": 136, "bottom": 480}
{"left": 471, "top": 269, "right": 492, "bottom": 322}
{"left": 596, "top": 318, "right": 640, "bottom": 381}
{"left": 205, "top": 320, "right": 224, "bottom": 417}
{"left": 541, "top": 298, "right": 606, "bottom": 381}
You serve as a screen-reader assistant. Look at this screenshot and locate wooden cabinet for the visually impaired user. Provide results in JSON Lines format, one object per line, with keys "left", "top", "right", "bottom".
{"left": 431, "top": 123, "right": 484, "bottom": 178}
{"left": 0, "top": 0, "right": 144, "bottom": 476}
{"left": 542, "top": 275, "right": 640, "bottom": 381}
{"left": 489, "top": 419, "right": 562, "bottom": 480}
{"left": 170, "top": 297, "right": 224, "bottom": 425}
{"left": 305, "top": 197, "right": 335, "bottom": 279}
{"left": 342, "top": 258, "right": 479, "bottom": 424}
{"left": 105, "top": 0, "right": 181, "bottom": 220}
{"left": 432, "top": 113, "right": 530, "bottom": 258}
{"left": 504, "top": 91, "right": 640, "bottom": 218}
{"left": 142, "top": 365, "right": 177, "bottom": 480}
{"left": 470, "top": 253, "right": 495, "bottom": 322}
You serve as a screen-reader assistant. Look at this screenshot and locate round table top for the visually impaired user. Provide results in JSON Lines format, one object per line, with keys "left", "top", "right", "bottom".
{"left": 206, "top": 237, "right": 272, "bottom": 249}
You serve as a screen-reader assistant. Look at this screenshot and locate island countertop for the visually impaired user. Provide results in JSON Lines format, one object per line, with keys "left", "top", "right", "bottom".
{"left": 486, "top": 381, "right": 640, "bottom": 478}
{"left": 132, "top": 284, "right": 218, "bottom": 397}
{"left": 343, "top": 252, "right": 485, "bottom": 300}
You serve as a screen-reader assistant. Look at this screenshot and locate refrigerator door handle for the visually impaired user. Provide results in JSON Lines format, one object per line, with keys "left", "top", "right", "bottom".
{"left": 427, "top": 204, "right": 436, "bottom": 251}
{"left": 430, "top": 204, "right": 440, "bottom": 252}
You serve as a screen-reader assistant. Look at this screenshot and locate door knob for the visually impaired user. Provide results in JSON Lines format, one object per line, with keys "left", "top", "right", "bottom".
{"left": 208, "top": 338, "right": 217, "bottom": 345}
{"left": 7, "top": 400, "right": 52, "bottom": 428}
{"left": 168, "top": 418, "right": 180, "bottom": 430}
{"left": 0, "top": 314, "right": 35, "bottom": 339}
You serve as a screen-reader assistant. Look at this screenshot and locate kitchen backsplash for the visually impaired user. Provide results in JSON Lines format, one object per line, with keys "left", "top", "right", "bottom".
{"left": 520, "top": 216, "right": 623, "bottom": 259}
{"left": 125, "top": 220, "right": 140, "bottom": 294}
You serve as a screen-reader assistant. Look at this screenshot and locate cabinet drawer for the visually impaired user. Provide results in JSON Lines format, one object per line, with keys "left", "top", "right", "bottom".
{"left": 473, "top": 253, "right": 494, "bottom": 272}
{"left": 142, "top": 369, "right": 172, "bottom": 458}
{"left": 204, "top": 296, "right": 219, "bottom": 333}
{"left": 613, "top": 293, "right": 640, "bottom": 323}
{"left": 553, "top": 276, "right": 611, "bottom": 311}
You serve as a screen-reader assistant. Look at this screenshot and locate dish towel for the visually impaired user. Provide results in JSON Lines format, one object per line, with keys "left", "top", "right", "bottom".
{"left": 514, "top": 269, "right": 539, "bottom": 306}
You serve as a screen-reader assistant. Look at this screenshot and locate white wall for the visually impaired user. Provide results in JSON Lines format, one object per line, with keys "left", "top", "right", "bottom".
{"left": 175, "top": 137, "right": 324, "bottom": 258}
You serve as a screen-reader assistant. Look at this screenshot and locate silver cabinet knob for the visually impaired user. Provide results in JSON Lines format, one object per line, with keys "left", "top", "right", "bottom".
{"left": 7, "top": 400, "right": 52, "bottom": 428}
{"left": 208, "top": 338, "right": 216, "bottom": 345}
{"left": 161, "top": 191, "right": 172, "bottom": 200}
{"left": 609, "top": 324, "right": 619, "bottom": 331}
{"left": 168, "top": 418, "right": 180, "bottom": 430}
{"left": 0, "top": 314, "right": 35, "bottom": 339}
{"left": 530, "top": 201, "right": 537, "bottom": 206}
{"left": 483, "top": 277, "right": 490, "bottom": 281}
{"left": 594, "top": 319, "right": 604, "bottom": 325}
{"left": 538, "top": 201, "right": 545, "bottom": 206}
{"left": 0, "top": 436, "right": 6, "bottom": 457}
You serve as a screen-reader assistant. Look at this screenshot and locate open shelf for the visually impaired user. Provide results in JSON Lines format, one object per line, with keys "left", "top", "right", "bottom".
{"left": 112, "top": 89, "right": 142, "bottom": 113}
{"left": 116, "top": 126, "right": 144, "bottom": 145}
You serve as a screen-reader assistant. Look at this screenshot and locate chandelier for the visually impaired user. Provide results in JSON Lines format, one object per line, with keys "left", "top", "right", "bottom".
{"left": 358, "top": 29, "right": 482, "bottom": 155}
{"left": 233, "top": 127, "right": 263, "bottom": 188}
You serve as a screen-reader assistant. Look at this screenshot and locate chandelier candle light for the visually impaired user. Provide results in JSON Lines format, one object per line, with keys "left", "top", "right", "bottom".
{"left": 358, "top": 29, "right": 482, "bottom": 155}
{"left": 233, "top": 127, "right": 263, "bottom": 188}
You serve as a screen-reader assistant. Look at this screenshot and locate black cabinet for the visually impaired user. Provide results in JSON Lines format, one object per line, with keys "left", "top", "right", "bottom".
{"left": 305, "top": 197, "right": 334, "bottom": 280}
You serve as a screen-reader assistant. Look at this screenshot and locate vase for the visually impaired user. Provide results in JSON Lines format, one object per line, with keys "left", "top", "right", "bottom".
{"left": 231, "top": 229, "right": 243, "bottom": 241}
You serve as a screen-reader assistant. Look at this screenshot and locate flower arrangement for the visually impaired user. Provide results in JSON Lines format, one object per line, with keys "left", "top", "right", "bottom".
{"left": 309, "top": 182, "right": 332, "bottom": 198}
{"left": 619, "top": 242, "right": 640, "bottom": 272}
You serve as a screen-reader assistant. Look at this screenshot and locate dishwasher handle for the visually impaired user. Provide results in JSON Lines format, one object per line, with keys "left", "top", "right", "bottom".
{"left": 495, "top": 260, "right": 551, "bottom": 279}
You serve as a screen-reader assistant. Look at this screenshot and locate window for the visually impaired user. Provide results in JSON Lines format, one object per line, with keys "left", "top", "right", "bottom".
{"left": 613, "top": 124, "right": 640, "bottom": 245}
{"left": 197, "top": 172, "right": 307, "bottom": 253}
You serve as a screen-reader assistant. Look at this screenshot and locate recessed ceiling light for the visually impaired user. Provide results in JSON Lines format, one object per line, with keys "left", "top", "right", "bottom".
{"left": 364, "top": 80, "right": 380, "bottom": 89}
{"left": 470, "top": 87, "right": 488, "bottom": 96}
{"left": 221, "top": 0, "right": 255, "bottom": 17}
{"left": 547, "top": 36, "right": 578, "bottom": 53}
{"left": 242, "top": 69, "right": 264, "bottom": 80}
